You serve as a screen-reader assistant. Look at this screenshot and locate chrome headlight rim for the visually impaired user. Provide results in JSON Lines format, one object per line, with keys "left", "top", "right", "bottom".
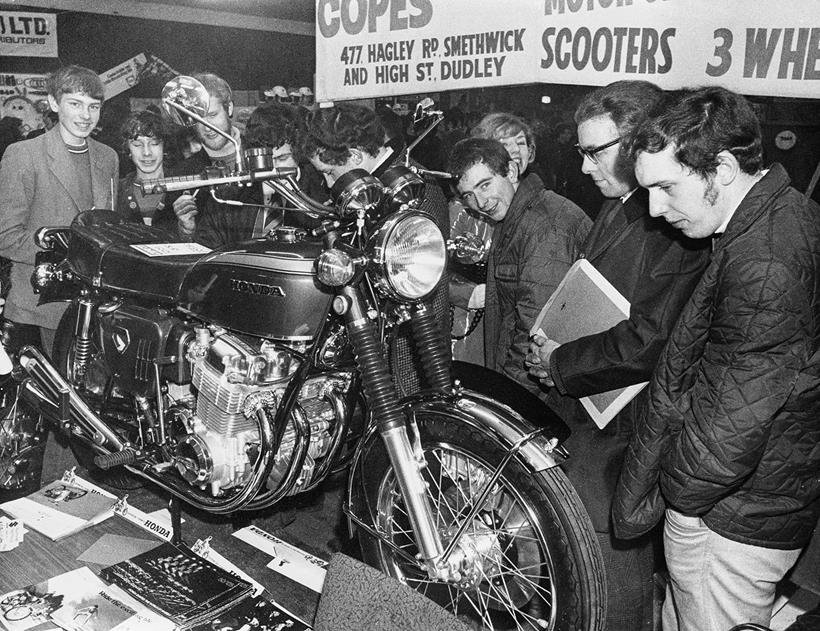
{"left": 329, "top": 168, "right": 384, "bottom": 217}
{"left": 368, "top": 210, "right": 446, "bottom": 302}
{"left": 378, "top": 165, "right": 425, "bottom": 211}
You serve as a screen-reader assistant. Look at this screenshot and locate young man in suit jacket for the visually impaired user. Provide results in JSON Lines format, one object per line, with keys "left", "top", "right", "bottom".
{"left": 0, "top": 65, "right": 118, "bottom": 486}
{"left": 526, "top": 81, "right": 710, "bottom": 631}
{"left": 0, "top": 64, "right": 118, "bottom": 352}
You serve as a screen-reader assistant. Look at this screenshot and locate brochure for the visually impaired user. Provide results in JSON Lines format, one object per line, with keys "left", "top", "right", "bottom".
{"left": 100, "top": 541, "right": 253, "bottom": 630}
{"left": 0, "top": 567, "right": 173, "bottom": 631}
{"left": 0, "top": 471, "right": 117, "bottom": 541}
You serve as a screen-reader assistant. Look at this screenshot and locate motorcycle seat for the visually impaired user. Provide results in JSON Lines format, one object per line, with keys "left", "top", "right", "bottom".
{"left": 68, "top": 210, "right": 209, "bottom": 302}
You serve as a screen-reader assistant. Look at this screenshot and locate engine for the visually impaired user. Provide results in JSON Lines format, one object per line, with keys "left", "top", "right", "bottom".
{"left": 172, "top": 328, "right": 352, "bottom": 497}
{"left": 93, "top": 304, "right": 352, "bottom": 498}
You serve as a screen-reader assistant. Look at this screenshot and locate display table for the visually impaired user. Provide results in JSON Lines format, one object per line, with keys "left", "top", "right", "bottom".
{"left": 0, "top": 492, "right": 327, "bottom": 626}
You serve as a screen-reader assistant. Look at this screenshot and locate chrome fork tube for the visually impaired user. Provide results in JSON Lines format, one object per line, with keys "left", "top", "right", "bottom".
{"left": 338, "top": 286, "right": 444, "bottom": 569}
{"left": 380, "top": 425, "right": 443, "bottom": 569}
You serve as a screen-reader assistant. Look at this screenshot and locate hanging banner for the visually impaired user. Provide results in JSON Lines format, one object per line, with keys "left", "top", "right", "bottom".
{"left": 0, "top": 11, "right": 57, "bottom": 58}
{"left": 0, "top": 73, "right": 49, "bottom": 135}
{"left": 101, "top": 53, "right": 149, "bottom": 100}
{"left": 315, "top": 0, "right": 820, "bottom": 101}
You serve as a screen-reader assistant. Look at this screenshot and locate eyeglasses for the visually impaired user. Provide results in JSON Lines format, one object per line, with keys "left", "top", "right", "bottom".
{"left": 574, "top": 137, "right": 622, "bottom": 164}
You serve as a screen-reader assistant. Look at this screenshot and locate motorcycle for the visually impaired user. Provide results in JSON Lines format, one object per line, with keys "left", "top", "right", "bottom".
{"left": 4, "top": 77, "right": 606, "bottom": 631}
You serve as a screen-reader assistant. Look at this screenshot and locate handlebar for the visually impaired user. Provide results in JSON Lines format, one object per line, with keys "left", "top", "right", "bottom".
{"left": 138, "top": 167, "right": 299, "bottom": 194}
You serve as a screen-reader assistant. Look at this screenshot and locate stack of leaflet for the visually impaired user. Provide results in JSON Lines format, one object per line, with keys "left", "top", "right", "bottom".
{"left": 100, "top": 541, "right": 253, "bottom": 630}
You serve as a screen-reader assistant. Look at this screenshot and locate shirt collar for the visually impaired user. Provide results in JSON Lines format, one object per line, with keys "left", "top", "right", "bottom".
{"left": 619, "top": 188, "right": 637, "bottom": 204}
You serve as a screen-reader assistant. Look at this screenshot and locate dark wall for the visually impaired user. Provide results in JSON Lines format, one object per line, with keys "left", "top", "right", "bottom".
{"left": 0, "top": 6, "right": 315, "bottom": 94}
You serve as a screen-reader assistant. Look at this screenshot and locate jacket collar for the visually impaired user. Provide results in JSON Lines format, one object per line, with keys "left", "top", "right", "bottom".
{"left": 46, "top": 126, "right": 113, "bottom": 210}
{"left": 507, "top": 173, "right": 544, "bottom": 219}
{"left": 715, "top": 163, "right": 791, "bottom": 251}
{"left": 491, "top": 174, "right": 544, "bottom": 249}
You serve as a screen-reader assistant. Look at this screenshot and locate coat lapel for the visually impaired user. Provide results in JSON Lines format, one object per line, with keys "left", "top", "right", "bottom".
{"left": 90, "top": 140, "right": 115, "bottom": 209}
{"left": 45, "top": 127, "right": 82, "bottom": 213}
{"left": 584, "top": 188, "right": 649, "bottom": 262}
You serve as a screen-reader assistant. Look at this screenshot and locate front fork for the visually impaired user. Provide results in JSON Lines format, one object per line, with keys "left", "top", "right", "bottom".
{"left": 335, "top": 287, "right": 445, "bottom": 577}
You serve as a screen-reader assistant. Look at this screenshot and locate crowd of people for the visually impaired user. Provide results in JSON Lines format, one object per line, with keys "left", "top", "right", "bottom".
{"left": 0, "top": 63, "right": 818, "bottom": 631}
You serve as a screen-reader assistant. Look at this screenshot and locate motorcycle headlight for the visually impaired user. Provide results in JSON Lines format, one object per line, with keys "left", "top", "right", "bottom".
{"left": 369, "top": 211, "right": 446, "bottom": 301}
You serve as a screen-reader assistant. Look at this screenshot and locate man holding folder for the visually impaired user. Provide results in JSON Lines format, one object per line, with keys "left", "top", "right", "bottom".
{"left": 525, "top": 80, "right": 709, "bottom": 631}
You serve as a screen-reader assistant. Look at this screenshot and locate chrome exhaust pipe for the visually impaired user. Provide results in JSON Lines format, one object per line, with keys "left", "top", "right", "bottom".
{"left": 18, "top": 345, "right": 126, "bottom": 451}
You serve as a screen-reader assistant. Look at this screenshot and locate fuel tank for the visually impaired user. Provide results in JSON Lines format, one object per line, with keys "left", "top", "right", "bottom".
{"left": 179, "top": 229, "right": 333, "bottom": 341}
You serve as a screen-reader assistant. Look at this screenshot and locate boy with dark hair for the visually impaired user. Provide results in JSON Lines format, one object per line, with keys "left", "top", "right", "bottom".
{"left": 450, "top": 137, "right": 590, "bottom": 391}
{"left": 302, "top": 101, "right": 450, "bottom": 395}
{"left": 117, "top": 109, "right": 170, "bottom": 225}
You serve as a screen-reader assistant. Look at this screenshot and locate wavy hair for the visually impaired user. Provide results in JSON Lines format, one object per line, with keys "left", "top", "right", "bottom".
{"left": 447, "top": 137, "right": 512, "bottom": 184}
{"left": 628, "top": 86, "right": 763, "bottom": 178}
{"left": 243, "top": 102, "right": 304, "bottom": 154}
{"left": 300, "top": 103, "right": 385, "bottom": 165}
{"left": 471, "top": 112, "right": 534, "bottom": 148}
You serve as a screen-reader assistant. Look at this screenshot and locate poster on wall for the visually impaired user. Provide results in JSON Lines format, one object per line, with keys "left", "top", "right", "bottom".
{"left": 0, "top": 11, "right": 57, "bottom": 57}
{"left": 315, "top": 0, "right": 820, "bottom": 101}
{"left": 0, "top": 73, "right": 49, "bottom": 135}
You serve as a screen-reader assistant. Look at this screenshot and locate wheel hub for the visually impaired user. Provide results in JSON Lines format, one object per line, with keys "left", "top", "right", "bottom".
{"left": 443, "top": 514, "right": 504, "bottom": 589}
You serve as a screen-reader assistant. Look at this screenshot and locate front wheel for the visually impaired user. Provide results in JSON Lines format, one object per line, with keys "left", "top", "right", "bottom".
{"left": 356, "top": 412, "right": 606, "bottom": 631}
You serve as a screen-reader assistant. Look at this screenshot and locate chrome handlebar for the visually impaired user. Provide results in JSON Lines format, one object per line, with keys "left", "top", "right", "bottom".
{"left": 138, "top": 167, "right": 299, "bottom": 194}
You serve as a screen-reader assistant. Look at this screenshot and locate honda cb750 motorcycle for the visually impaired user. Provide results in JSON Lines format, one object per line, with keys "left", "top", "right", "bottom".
{"left": 3, "top": 77, "right": 605, "bottom": 631}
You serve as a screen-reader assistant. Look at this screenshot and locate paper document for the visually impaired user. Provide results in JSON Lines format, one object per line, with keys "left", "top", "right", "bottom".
{"left": 233, "top": 525, "right": 328, "bottom": 593}
{"left": 130, "top": 243, "right": 211, "bottom": 257}
{"left": 531, "top": 259, "right": 648, "bottom": 428}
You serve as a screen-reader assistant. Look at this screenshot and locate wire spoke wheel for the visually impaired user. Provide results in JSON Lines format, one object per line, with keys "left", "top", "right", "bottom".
{"left": 378, "top": 444, "right": 555, "bottom": 630}
{"left": 357, "top": 411, "right": 606, "bottom": 631}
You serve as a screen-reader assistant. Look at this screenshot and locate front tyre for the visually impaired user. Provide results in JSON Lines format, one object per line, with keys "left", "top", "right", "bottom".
{"left": 357, "top": 412, "right": 606, "bottom": 631}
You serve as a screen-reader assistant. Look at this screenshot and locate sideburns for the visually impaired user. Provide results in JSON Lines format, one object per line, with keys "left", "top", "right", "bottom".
{"left": 703, "top": 177, "right": 719, "bottom": 206}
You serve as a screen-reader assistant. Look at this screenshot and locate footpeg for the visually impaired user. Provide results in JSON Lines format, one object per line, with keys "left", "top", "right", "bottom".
{"left": 95, "top": 449, "right": 137, "bottom": 470}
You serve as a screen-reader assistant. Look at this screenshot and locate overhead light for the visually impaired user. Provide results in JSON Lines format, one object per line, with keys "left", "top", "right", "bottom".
{"left": 541, "top": 96, "right": 551, "bottom": 104}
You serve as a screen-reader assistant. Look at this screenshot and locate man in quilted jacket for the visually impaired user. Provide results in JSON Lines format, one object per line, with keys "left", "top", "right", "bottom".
{"left": 449, "top": 137, "right": 591, "bottom": 394}
{"left": 613, "top": 86, "right": 820, "bottom": 631}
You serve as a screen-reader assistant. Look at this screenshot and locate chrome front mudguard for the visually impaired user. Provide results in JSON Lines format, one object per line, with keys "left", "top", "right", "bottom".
{"left": 345, "top": 383, "right": 570, "bottom": 538}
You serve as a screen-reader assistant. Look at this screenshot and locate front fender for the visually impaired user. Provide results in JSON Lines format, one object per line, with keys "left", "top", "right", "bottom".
{"left": 345, "top": 385, "right": 569, "bottom": 538}
{"left": 451, "top": 360, "right": 570, "bottom": 443}
{"left": 402, "top": 390, "right": 566, "bottom": 471}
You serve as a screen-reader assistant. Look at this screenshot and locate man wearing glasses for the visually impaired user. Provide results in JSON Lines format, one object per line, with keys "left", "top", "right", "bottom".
{"left": 525, "top": 80, "right": 710, "bottom": 631}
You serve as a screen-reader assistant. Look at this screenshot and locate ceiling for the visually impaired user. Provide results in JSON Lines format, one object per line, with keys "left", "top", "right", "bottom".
{"left": 128, "top": 0, "right": 315, "bottom": 24}
{"left": 6, "top": 0, "right": 316, "bottom": 35}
